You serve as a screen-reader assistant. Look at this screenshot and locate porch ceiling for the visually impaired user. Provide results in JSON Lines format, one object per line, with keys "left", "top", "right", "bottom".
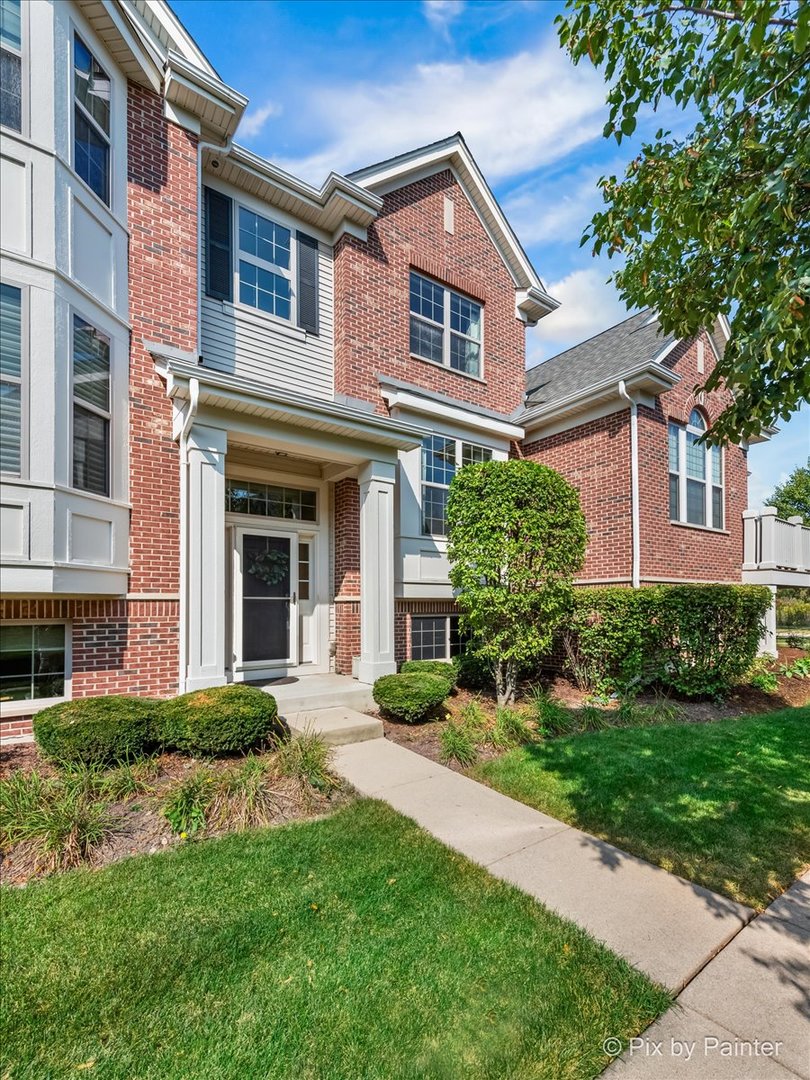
{"left": 152, "top": 350, "right": 427, "bottom": 460}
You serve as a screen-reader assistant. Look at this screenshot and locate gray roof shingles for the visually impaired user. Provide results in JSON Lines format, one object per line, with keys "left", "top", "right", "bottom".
{"left": 524, "top": 309, "right": 676, "bottom": 408}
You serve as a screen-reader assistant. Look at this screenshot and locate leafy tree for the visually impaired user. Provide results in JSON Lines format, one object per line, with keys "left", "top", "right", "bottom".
{"left": 446, "top": 460, "right": 587, "bottom": 706}
{"left": 767, "top": 456, "right": 810, "bottom": 521}
{"left": 557, "top": 1, "right": 810, "bottom": 444}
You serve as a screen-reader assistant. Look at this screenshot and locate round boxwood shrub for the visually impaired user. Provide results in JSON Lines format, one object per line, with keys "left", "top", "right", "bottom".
{"left": 372, "top": 672, "right": 450, "bottom": 723}
{"left": 159, "top": 684, "right": 280, "bottom": 756}
{"left": 33, "top": 695, "right": 158, "bottom": 765}
{"left": 399, "top": 659, "right": 456, "bottom": 691}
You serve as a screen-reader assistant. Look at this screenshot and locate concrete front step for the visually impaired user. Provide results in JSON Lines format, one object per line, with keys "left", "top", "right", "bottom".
{"left": 286, "top": 706, "right": 383, "bottom": 747}
{"left": 262, "top": 675, "right": 376, "bottom": 716}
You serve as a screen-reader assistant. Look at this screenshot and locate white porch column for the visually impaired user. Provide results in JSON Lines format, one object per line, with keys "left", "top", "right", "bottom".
{"left": 788, "top": 516, "right": 806, "bottom": 572}
{"left": 185, "top": 424, "right": 228, "bottom": 691}
{"left": 759, "top": 584, "right": 778, "bottom": 658}
{"left": 357, "top": 459, "right": 397, "bottom": 684}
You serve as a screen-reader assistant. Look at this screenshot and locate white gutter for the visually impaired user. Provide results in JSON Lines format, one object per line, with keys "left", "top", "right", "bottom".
{"left": 177, "top": 377, "right": 200, "bottom": 692}
{"left": 618, "top": 380, "right": 641, "bottom": 588}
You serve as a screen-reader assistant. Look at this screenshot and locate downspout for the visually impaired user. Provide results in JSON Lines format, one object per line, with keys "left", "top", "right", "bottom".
{"left": 618, "top": 380, "right": 641, "bottom": 588}
{"left": 178, "top": 377, "right": 200, "bottom": 692}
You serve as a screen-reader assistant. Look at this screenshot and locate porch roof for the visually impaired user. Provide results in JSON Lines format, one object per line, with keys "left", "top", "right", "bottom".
{"left": 151, "top": 349, "right": 427, "bottom": 454}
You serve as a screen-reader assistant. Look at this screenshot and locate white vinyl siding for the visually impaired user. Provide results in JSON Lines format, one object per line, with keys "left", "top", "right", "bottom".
{"left": 201, "top": 190, "right": 335, "bottom": 401}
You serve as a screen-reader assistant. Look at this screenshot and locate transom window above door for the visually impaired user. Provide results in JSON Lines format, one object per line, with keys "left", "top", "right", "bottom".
{"left": 226, "top": 479, "right": 316, "bottom": 522}
{"left": 668, "top": 409, "right": 724, "bottom": 529}
{"left": 409, "top": 271, "right": 483, "bottom": 378}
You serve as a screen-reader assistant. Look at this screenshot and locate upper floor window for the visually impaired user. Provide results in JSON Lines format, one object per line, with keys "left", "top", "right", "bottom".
{"left": 72, "top": 314, "right": 110, "bottom": 495}
{"left": 410, "top": 271, "right": 482, "bottom": 378}
{"left": 422, "top": 434, "right": 492, "bottom": 537}
{"left": 0, "top": 0, "right": 22, "bottom": 131}
{"left": 668, "top": 409, "right": 723, "bottom": 530}
{"left": 73, "top": 35, "right": 110, "bottom": 205}
{"left": 0, "top": 281, "right": 22, "bottom": 475}
{"left": 238, "top": 207, "right": 291, "bottom": 320}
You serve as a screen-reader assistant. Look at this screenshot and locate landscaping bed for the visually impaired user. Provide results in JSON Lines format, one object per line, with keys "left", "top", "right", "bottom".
{"left": 0, "top": 740, "right": 348, "bottom": 886}
{"left": 1, "top": 798, "right": 670, "bottom": 1080}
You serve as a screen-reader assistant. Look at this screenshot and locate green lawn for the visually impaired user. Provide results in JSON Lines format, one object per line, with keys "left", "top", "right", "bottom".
{"left": 475, "top": 706, "right": 810, "bottom": 911}
{"left": 2, "top": 799, "right": 668, "bottom": 1080}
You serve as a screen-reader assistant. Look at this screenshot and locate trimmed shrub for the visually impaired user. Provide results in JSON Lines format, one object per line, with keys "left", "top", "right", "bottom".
{"left": 373, "top": 672, "right": 450, "bottom": 723}
{"left": 159, "top": 685, "right": 280, "bottom": 756}
{"left": 33, "top": 696, "right": 158, "bottom": 766}
{"left": 400, "top": 660, "right": 456, "bottom": 691}
{"left": 453, "top": 649, "right": 493, "bottom": 690}
{"left": 562, "top": 584, "right": 771, "bottom": 698}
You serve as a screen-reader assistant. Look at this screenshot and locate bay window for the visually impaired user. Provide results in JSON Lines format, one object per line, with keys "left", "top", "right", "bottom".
{"left": 0, "top": 0, "right": 22, "bottom": 131}
{"left": 421, "top": 434, "right": 492, "bottom": 537}
{"left": 72, "top": 315, "right": 110, "bottom": 496}
{"left": 73, "top": 35, "right": 111, "bottom": 204}
{"left": 410, "top": 271, "right": 482, "bottom": 377}
{"left": 0, "top": 281, "right": 22, "bottom": 475}
{"left": 668, "top": 409, "right": 723, "bottom": 529}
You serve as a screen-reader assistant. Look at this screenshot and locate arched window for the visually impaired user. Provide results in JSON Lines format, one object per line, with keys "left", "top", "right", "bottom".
{"left": 668, "top": 409, "right": 724, "bottom": 529}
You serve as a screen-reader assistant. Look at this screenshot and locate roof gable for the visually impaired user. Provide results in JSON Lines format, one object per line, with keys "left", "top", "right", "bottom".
{"left": 348, "top": 134, "right": 558, "bottom": 326}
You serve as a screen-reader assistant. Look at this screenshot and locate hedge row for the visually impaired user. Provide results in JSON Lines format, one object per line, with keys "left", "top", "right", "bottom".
{"left": 562, "top": 584, "right": 771, "bottom": 697}
{"left": 776, "top": 598, "right": 810, "bottom": 629}
{"left": 33, "top": 685, "right": 280, "bottom": 766}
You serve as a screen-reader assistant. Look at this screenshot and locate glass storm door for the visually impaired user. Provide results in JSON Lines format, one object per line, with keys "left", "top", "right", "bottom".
{"left": 240, "top": 532, "right": 297, "bottom": 665}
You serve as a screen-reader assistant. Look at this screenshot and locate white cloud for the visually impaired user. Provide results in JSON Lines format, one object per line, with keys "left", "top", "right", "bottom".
{"left": 526, "top": 266, "right": 630, "bottom": 366}
{"left": 239, "top": 101, "right": 282, "bottom": 140}
{"left": 503, "top": 163, "right": 614, "bottom": 247}
{"left": 276, "top": 38, "right": 606, "bottom": 184}
{"left": 424, "top": 0, "right": 464, "bottom": 35}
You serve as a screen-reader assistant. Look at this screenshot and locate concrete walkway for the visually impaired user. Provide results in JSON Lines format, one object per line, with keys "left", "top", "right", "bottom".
{"left": 333, "top": 738, "right": 754, "bottom": 992}
{"left": 607, "top": 870, "right": 810, "bottom": 1079}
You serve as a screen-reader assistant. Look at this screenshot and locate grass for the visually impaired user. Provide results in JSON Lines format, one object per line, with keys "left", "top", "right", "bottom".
{"left": 475, "top": 705, "right": 810, "bottom": 911}
{"left": 2, "top": 800, "right": 669, "bottom": 1080}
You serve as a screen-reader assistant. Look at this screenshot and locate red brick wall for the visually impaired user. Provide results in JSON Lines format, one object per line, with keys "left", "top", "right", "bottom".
{"left": 334, "top": 169, "right": 526, "bottom": 417}
{"left": 523, "top": 411, "right": 633, "bottom": 583}
{"left": 638, "top": 333, "right": 746, "bottom": 582}
{"left": 521, "top": 330, "right": 746, "bottom": 586}
{"left": 0, "top": 599, "right": 179, "bottom": 737}
{"left": 395, "top": 600, "right": 459, "bottom": 664}
{"left": 333, "top": 479, "right": 360, "bottom": 673}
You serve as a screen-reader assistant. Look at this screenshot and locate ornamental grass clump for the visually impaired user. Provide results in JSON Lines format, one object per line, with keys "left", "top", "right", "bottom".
{"left": 439, "top": 720, "right": 479, "bottom": 768}
{"left": 372, "top": 672, "right": 450, "bottom": 723}
{"left": 273, "top": 731, "right": 336, "bottom": 792}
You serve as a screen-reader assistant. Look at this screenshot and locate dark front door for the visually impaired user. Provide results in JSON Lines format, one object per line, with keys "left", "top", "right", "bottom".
{"left": 241, "top": 532, "right": 294, "bottom": 663}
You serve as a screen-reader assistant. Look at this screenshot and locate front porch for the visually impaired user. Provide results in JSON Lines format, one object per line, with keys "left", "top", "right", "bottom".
{"left": 153, "top": 351, "right": 426, "bottom": 696}
{"left": 742, "top": 508, "right": 810, "bottom": 654}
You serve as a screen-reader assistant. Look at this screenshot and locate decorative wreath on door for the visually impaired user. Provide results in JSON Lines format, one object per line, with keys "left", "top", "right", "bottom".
{"left": 247, "top": 547, "right": 290, "bottom": 587}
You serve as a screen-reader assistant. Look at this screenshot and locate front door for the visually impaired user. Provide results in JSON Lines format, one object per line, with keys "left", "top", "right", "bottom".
{"left": 236, "top": 530, "right": 298, "bottom": 669}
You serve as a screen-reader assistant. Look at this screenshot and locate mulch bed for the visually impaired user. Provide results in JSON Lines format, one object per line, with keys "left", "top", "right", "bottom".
{"left": 0, "top": 745, "right": 349, "bottom": 886}
{"left": 383, "top": 648, "right": 809, "bottom": 766}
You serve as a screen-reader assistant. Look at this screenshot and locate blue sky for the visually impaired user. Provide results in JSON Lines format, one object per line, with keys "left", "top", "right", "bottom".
{"left": 173, "top": 0, "right": 808, "bottom": 506}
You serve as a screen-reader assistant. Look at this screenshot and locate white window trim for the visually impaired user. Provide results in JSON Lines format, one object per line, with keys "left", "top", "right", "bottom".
{"left": 224, "top": 474, "right": 319, "bottom": 526}
{"left": 409, "top": 271, "right": 484, "bottom": 379}
{"left": 0, "top": 0, "right": 24, "bottom": 135}
{"left": 421, "top": 435, "right": 492, "bottom": 538}
{"left": 233, "top": 202, "right": 297, "bottom": 327}
{"left": 411, "top": 614, "right": 459, "bottom": 661}
{"left": 0, "top": 276, "right": 28, "bottom": 479}
{"left": 70, "top": 309, "right": 112, "bottom": 499}
{"left": 0, "top": 620, "right": 72, "bottom": 718}
{"left": 70, "top": 27, "right": 112, "bottom": 209}
{"left": 669, "top": 412, "right": 724, "bottom": 531}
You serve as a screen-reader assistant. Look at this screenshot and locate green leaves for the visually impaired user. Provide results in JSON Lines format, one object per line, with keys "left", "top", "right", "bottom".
{"left": 446, "top": 461, "right": 587, "bottom": 703}
{"left": 560, "top": 0, "right": 810, "bottom": 443}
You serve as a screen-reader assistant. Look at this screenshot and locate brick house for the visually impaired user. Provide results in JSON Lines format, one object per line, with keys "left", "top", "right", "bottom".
{"left": 0, "top": 0, "right": 792, "bottom": 738}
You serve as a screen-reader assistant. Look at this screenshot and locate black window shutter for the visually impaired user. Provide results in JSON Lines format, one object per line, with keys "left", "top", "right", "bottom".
{"left": 205, "top": 187, "right": 232, "bottom": 301}
{"left": 296, "top": 231, "right": 319, "bottom": 334}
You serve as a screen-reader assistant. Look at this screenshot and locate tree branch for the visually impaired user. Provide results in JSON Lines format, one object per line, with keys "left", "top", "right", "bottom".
{"left": 659, "top": 4, "right": 798, "bottom": 29}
